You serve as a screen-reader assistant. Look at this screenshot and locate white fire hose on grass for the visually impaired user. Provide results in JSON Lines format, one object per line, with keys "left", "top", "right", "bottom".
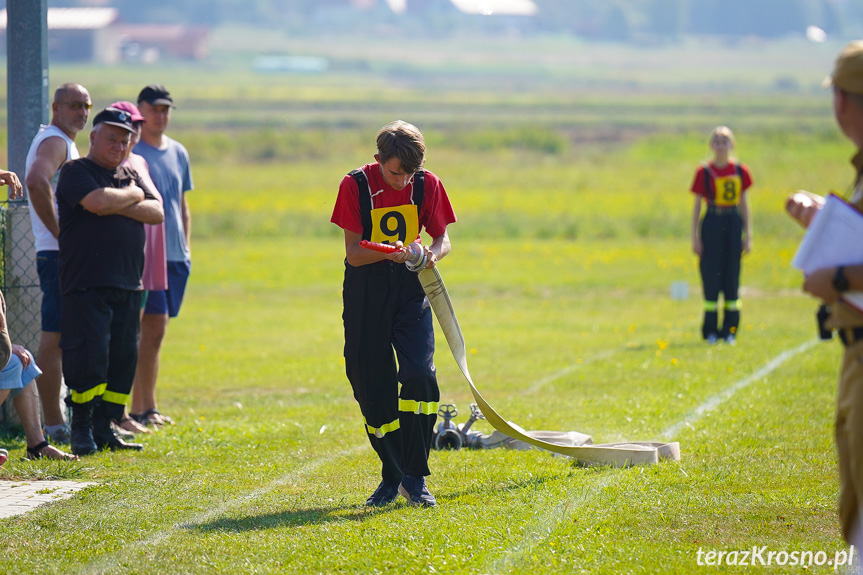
{"left": 362, "top": 241, "right": 680, "bottom": 467}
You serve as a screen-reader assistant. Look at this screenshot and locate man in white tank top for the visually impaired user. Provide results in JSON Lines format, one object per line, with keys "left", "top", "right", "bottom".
{"left": 24, "top": 83, "right": 91, "bottom": 443}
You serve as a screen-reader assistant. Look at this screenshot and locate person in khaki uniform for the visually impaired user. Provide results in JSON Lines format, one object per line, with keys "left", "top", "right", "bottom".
{"left": 787, "top": 39, "right": 863, "bottom": 547}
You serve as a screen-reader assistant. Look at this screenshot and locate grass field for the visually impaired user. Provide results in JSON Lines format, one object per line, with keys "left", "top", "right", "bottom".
{"left": 0, "top": 32, "right": 858, "bottom": 574}
{"left": 0, "top": 235, "right": 841, "bottom": 574}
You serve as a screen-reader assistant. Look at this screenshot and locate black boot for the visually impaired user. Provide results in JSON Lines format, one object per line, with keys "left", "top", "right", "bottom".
{"left": 721, "top": 310, "right": 740, "bottom": 341}
{"left": 702, "top": 310, "right": 719, "bottom": 341}
{"left": 69, "top": 402, "right": 97, "bottom": 456}
{"left": 92, "top": 415, "right": 143, "bottom": 451}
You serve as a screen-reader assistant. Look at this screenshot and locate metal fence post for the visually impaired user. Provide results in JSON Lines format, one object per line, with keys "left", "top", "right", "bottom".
{"left": 2, "top": 0, "right": 48, "bottom": 430}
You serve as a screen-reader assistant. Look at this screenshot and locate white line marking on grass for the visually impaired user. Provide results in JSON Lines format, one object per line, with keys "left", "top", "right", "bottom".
{"left": 77, "top": 445, "right": 364, "bottom": 575}
{"left": 659, "top": 339, "right": 818, "bottom": 441}
{"left": 525, "top": 349, "right": 618, "bottom": 394}
{"left": 483, "top": 475, "right": 618, "bottom": 574}
{"left": 480, "top": 339, "right": 818, "bottom": 573}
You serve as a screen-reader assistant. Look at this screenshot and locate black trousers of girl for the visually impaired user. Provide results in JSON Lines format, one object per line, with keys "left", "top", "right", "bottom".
{"left": 342, "top": 260, "right": 439, "bottom": 485}
{"left": 699, "top": 208, "right": 742, "bottom": 339}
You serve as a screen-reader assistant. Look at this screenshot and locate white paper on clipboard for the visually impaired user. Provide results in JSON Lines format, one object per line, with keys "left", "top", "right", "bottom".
{"left": 791, "top": 193, "right": 863, "bottom": 312}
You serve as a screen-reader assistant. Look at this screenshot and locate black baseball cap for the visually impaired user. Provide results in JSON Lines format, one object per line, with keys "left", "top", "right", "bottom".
{"left": 137, "top": 83, "right": 175, "bottom": 107}
{"left": 92, "top": 107, "right": 136, "bottom": 133}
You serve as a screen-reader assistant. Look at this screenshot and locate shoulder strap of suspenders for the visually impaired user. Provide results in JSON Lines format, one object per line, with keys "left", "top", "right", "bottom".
{"left": 413, "top": 169, "right": 425, "bottom": 213}
{"left": 349, "top": 169, "right": 373, "bottom": 241}
{"left": 350, "top": 168, "right": 426, "bottom": 242}
{"left": 701, "top": 164, "right": 712, "bottom": 199}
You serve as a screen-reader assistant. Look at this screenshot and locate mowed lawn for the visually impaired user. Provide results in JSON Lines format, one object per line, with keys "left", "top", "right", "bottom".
{"left": 0, "top": 226, "right": 845, "bottom": 573}
{"left": 0, "top": 36, "right": 856, "bottom": 571}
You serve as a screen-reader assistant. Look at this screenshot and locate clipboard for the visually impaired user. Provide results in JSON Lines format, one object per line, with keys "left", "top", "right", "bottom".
{"left": 791, "top": 193, "right": 863, "bottom": 312}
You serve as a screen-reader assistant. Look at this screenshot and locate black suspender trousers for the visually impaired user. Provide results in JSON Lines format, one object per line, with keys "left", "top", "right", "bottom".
{"left": 341, "top": 170, "right": 440, "bottom": 483}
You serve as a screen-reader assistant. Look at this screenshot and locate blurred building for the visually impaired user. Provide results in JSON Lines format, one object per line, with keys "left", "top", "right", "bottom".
{"left": 0, "top": 7, "right": 209, "bottom": 64}
{"left": 0, "top": 7, "right": 121, "bottom": 63}
{"left": 448, "top": 0, "right": 538, "bottom": 16}
{"left": 116, "top": 24, "right": 210, "bottom": 63}
{"left": 352, "top": 0, "right": 538, "bottom": 15}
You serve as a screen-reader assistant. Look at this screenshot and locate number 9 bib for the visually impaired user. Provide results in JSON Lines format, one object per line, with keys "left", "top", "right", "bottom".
{"left": 370, "top": 204, "right": 420, "bottom": 245}
{"left": 713, "top": 175, "right": 742, "bottom": 207}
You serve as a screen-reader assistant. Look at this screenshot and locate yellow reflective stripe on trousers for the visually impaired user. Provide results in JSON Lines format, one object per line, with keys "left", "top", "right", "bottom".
{"left": 101, "top": 390, "right": 130, "bottom": 406}
{"left": 399, "top": 399, "right": 439, "bottom": 416}
{"left": 70, "top": 383, "right": 107, "bottom": 404}
{"left": 364, "top": 417, "right": 400, "bottom": 439}
{"left": 704, "top": 301, "right": 718, "bottom": 312}
{"left": 725, "top": 299, "right": 741, "bottom": 310}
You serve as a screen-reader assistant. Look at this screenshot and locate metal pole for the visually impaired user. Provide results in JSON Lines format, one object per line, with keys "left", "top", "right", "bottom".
{"left": 6, "top": 0, "right": 46, "bottom": 351}
{"left": 7, "top": 0, "right": 49, "bottom": 177}
{"left": 2, "top": 0, "right": 48, "bottom": 427}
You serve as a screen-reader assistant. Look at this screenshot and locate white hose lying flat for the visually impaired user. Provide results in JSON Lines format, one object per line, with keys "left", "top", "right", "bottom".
{"left": 419, "top": 266, "right": 680, "bottom": 467}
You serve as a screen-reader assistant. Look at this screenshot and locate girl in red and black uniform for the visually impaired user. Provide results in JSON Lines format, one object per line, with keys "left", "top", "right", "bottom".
{"left": 331, "top": 121, "right": 456, "bottom": 507}
{"left": 690, "top": 126, "right": 753, "bottom": 344}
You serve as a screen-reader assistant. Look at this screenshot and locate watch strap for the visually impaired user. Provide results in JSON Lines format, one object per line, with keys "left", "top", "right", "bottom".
{"left": 834, "top": 266, "right": 850, "bottom": 292}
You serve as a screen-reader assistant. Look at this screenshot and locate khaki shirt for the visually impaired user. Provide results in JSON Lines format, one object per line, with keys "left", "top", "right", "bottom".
{"left": 827, "top": 150, "right": 863, "bottom": 329}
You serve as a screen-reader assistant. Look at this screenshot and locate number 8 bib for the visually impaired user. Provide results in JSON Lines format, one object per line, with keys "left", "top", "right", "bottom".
{"left": 713, "top": 175, "right": 742, "bottom": 207}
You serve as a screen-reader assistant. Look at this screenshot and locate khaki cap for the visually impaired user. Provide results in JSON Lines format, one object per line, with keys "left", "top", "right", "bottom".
{"left": 824, "top": 40, "right": 863, "bottom": 94}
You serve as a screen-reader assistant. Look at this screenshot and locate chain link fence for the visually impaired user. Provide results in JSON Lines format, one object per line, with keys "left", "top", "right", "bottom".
{"left": 0, "top": 200, "right": 40, "bottom": 430}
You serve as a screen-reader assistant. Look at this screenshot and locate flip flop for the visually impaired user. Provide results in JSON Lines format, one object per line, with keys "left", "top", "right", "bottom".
{"left": 25, "top": 441, "right": 79, "bottom": 461}
{"left": 115, "top": 416, "right": 153, "bottom": 435}
{"left": 132, "top": 408, "right": 174, "bottom": 426}
{"left": 148, "top": 409, "right": 174, "bottom": 425}
{"left": 111, "top": 421, "right": 136, "bottom": 438}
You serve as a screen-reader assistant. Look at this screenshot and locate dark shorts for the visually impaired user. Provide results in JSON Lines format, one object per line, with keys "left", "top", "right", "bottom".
{"left": 37, "top": 250, "right": 62, "bottom": 333}
{"left": 144, "top": 260, "right": 191, "bottom": 318}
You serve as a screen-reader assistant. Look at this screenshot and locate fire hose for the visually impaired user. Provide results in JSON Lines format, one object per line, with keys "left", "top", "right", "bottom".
{"left": 360, "top": 240, "right": 680, "bottom": 467}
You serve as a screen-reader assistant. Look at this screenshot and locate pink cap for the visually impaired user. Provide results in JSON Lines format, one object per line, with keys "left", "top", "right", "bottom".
{"left": 110, "top": 101, "right": 145, "bottom": 123}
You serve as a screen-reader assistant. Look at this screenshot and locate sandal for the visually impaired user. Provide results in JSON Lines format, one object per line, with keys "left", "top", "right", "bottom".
{"left": 150, "top": 409, "right": 175, "bottom": 425}
{"left": 115, "top": 415, "right": 153, "bottom": 435}
{"left": 25, "top": 441, "right": 79, "bottom": 461}
{"left": 111, "top": 421, "right": 136, "bottom": 438}
{"left": 131, "top": 408, "right": 174, "bottom": 427}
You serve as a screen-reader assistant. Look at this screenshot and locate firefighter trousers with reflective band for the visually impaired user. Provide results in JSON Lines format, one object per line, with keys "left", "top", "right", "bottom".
{"left": 699, "top": 210, "right": 742, "bottom": 339}
{"left": 342, "top": 260, "right": 440, "bottom": 484}
{"left": 61, "top": 287, "right": 142, "bottom": 421}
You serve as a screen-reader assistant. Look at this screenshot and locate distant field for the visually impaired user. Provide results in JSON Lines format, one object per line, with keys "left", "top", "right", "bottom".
{"left": 0, "top": 31, "right": 841, "bottom": 135}
{"left": 0, "top": 33, "right": 855, "bottom": 574}
{"left": 0, "top": 32, "right": 844, "bottom": 245}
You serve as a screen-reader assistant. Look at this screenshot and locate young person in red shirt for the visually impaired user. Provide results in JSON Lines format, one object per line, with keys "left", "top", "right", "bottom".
{"left": 331, "top": 121, "right": 456, "bottom": 507}
{"left": 690, "top": 126, "right": 753, "bottom": 344}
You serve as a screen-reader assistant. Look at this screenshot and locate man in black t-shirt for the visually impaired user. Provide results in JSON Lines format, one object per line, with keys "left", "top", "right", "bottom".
{"left": 56, "top": 107, "right": 164, "bottom": 455}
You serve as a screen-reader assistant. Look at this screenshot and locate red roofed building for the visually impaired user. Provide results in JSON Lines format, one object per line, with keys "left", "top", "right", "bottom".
{"left": 0, "top": 7, "right": 209, "bottom": 64}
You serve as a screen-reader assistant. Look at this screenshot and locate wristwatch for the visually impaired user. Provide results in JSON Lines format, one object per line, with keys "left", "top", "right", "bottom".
{"left": 833, "top": 266, "right": 850, "bottom": 292}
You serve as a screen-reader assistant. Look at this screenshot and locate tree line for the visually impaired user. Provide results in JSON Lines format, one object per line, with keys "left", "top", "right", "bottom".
{"left": 39, "top": 0, "right": 863, "bottom": 41}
